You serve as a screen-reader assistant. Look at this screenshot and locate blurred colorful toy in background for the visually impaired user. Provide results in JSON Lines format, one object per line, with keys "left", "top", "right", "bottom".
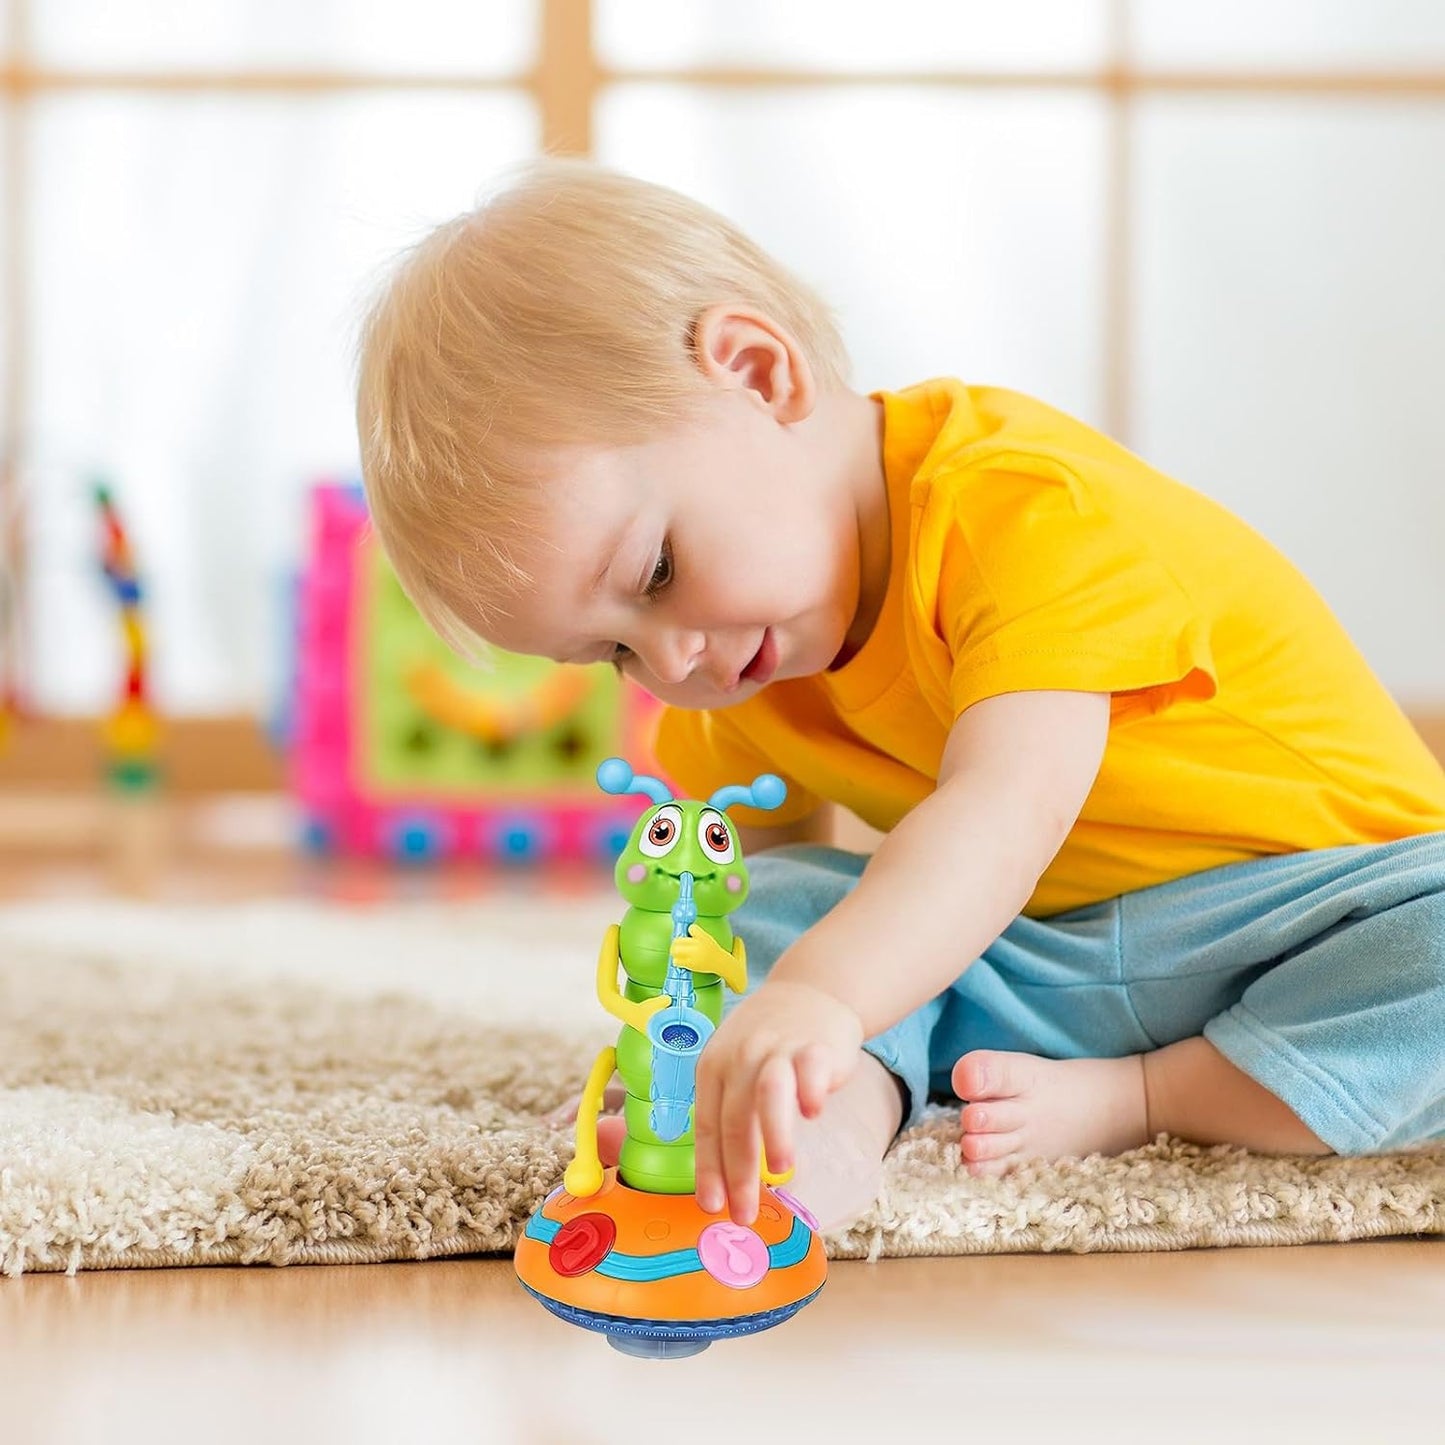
{"left": 514, "top": 758, "right": 827, "bottom": 1358}
{"left": 95, "top": 482, "right": 161, "bottom": 791}
{"left": 288, "top": 483, "right": 659, "bottom": 864}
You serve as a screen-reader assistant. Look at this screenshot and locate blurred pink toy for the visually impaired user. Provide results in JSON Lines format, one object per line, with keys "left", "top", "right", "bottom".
{"left": 289, "top": 483, "right": 658, "bottom": 863}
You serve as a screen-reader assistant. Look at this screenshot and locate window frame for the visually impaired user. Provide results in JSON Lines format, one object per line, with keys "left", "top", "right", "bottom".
{"left": 2, "top": 0, "right": 1442, "bottom": 787}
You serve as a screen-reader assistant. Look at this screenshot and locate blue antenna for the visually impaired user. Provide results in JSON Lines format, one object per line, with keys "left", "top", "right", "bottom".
{"left": 597, "top": 756, "right": 672, "bottom": 806}
{"left": 708, "top": 773, "right": 787, "bottom": 813}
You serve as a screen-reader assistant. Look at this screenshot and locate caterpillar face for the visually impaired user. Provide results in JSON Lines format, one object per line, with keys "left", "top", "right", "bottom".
{"left": 615, "top": 800, "right": 750, "bottom": 914}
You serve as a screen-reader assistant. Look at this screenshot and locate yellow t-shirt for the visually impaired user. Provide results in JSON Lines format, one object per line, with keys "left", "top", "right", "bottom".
{"left": 653, "top": 378, "right": 1445, "bottom": 917}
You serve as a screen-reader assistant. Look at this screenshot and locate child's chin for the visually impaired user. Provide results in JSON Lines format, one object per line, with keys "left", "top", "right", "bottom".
{"left": 669, "top": 683, "right": 742, "bottom": 710}
{"left": 711, "top": 688, "right": 751, "bottom": 708}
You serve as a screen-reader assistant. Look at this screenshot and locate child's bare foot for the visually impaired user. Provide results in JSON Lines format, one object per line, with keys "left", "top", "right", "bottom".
{"left": 784, "top": 1051, "right": 905, "bottom": 1232}
{"left": 950, "top": 1050, "right": 1148, "bottom": 1176}
{"left": 545, "top": 1082, "right": 628, "bottom": 1166}
{"left": 598, "top": 1113, "right": 626, "bottom": 1166}
{"left": 544, "top": 1080, "right": 626, "bottom": 1131}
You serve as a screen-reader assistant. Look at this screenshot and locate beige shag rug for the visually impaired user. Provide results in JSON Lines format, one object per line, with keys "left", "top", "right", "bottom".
{"left": 0, "top": 895, "right": 1440, "bottom": 1276}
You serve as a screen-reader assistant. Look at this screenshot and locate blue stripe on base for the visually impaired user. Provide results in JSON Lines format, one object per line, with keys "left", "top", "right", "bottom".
{"left": 524, "top": 1210, "right": 813, "bottom": 1282}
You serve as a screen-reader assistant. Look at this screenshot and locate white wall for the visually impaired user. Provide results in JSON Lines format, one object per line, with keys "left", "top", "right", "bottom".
{"left": 10, "top": 0, "right": 1444, "bottom": 712}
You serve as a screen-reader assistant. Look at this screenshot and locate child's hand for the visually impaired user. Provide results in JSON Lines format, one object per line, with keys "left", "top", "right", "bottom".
{"left": 693, "top": 979, "right": 864, "bottom": 1225}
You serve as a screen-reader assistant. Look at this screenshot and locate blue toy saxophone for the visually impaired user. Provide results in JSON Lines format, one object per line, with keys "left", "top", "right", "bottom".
{"left": 647, "top": 869, "right": 714, "bottom": 1142}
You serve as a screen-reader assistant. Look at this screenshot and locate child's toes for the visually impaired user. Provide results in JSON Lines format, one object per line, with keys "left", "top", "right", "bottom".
{"left": 545, "top": 1081, "right": 625, "bottom": 1128}
{"left": 952, "top": 1049, "right": 1035, "bottom": 1102}
{"left": 963, "top": 1153, "right": 1020, "bottom": 1179}
{"left": 959, "top": 1129, "right": 1022, "bottom": 1177}
{"left": 960, "top": 1099, "right": 1025, "bottom": 1135}
{"left": 960, "top": 1129, "right": 1020, "bottom": 1165}
{"left": 544, "top": 1097, "right": 580, "bottom": 1127}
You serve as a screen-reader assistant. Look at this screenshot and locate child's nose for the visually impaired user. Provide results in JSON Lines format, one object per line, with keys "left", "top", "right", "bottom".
{"left": 644, "top": 627, "right": 705, "bottom": 686}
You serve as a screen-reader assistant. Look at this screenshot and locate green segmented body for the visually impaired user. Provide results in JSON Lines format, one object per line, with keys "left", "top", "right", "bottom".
{"left": 610, "top": 799, "right": 751, "bottom": 1193}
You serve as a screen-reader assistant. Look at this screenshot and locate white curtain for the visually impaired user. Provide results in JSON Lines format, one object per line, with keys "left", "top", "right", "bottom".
{"left": 13, "top": 0, "right": 1445, "bottom": 713}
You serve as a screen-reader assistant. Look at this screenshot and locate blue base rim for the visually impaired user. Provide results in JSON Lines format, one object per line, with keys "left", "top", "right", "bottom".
{"left": 520, "top": 1280, "right": 824, "bottom": 1345}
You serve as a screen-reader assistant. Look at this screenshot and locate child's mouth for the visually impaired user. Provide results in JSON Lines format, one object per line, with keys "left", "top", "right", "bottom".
{"left": 740, "top": 628, "right": 779, "bottom": 687}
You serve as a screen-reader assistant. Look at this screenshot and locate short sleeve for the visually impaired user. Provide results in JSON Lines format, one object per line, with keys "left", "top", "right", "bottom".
{"left": 649, "top": 704, "right": 822, "bottom": 829}
{"left": 931, "top": 455, "right": 1217, "bottom": 724}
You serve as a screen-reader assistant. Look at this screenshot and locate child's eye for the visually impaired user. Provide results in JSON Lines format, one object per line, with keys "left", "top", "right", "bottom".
{"left": 606, "top": 540, "right": 672, "bottom": 670}
{"left": 643, "top": 541, "right": 673, "bottom": 599}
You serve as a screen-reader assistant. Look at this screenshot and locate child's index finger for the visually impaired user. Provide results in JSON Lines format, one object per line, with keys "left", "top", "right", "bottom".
{"left": 693, "top": 1109, "right": 723, "bottom": 1213}
{"left": 729, "top": 1178, "right": 760, "bottom": 1227}
{"left": 694, "top": 1107, "right": 724, "bottom": 1212}
{"left": 725, "top": 1116, "right": 764, "bottom": 1224}
{"left": 692, "top": 1056, "right": 728, "bottom": 1214}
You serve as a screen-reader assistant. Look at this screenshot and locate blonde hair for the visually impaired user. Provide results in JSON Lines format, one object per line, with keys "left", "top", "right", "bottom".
{"left": 354, "top": 157, "right": 850, "bottom": 655}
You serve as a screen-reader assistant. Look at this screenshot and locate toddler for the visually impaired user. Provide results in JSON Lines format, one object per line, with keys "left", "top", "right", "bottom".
{"left": 356, "top": 159, "right": 1445, "bottom": 1233}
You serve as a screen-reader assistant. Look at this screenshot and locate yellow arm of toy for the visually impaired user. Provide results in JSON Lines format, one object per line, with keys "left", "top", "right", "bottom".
{"left": 563, "top": 1045, "right": 617, "bottom": 1198}
{"left": 669, "top": 927, "right": 749, "bottom": 994}
{"left": 722, "top": 937, "right": 748, "bottom": 995}
{"left": 596, "top": 923, "right": 669, "bottom": 1034}
{"left": 761, "top": 1147, "right": 794, "bottom": 1188}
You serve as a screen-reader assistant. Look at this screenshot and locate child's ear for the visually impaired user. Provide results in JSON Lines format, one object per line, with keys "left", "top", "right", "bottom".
{"left": 692, "top": 305, "right": 815, "bottom": 424}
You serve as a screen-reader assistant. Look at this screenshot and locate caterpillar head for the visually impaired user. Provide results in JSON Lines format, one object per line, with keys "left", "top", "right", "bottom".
{"left": 597, "top": 757, "right": 786, "bottom": 914}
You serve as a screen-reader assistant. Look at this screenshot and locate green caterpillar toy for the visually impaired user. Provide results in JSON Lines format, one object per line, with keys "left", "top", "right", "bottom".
{"left": 565, "top": 756, "right": 789, "bottom": 1196}
{"left": 515, "top": 757, "right": 828, "bottom": 1357}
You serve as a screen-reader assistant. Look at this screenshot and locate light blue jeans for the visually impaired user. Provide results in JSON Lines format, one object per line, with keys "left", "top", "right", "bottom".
{"left": 727, "top": 832, "right": 1445, "bottom": 1154}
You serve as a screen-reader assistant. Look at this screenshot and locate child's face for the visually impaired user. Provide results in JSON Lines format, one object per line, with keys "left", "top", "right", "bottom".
{"left": 482, "top": 392, "right": 869, "bottom": 710}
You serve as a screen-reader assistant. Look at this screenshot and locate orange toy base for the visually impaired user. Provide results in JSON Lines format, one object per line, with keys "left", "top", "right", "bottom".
{"left": 514, "top": 1167, "right": 826, "bottom": 1356}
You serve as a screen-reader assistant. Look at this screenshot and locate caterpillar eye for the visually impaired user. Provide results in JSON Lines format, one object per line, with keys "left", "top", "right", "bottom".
{"left": 639, "top": 805, "right": 684, "bottom": 858}
{"left": 697, "top": 809, "right": 735, "bottom": 864}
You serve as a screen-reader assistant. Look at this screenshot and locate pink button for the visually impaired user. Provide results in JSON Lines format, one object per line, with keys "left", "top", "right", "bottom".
{"left": 698, "top": 1222, "right": 770, "bottom": 1289}
{"left": 774, "top": 1188, "right": 820, "bottom": 1233}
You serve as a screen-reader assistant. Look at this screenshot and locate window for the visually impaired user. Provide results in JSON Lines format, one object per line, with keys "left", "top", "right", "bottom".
{"left": 3, "top": 0, "right": 1442, "bottom": 742}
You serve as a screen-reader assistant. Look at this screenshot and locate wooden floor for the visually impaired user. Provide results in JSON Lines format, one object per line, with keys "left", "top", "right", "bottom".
{"left": 4, "top": 1246, "right": 1442, "bottom": 1444}
{"left": 2, "top": 800, "right": 1443, "bottom": 1445}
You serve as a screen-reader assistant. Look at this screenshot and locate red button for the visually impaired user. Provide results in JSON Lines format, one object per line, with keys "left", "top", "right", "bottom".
{"left": 549, "top": 1213, "right": 617, "bottom": 1277}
